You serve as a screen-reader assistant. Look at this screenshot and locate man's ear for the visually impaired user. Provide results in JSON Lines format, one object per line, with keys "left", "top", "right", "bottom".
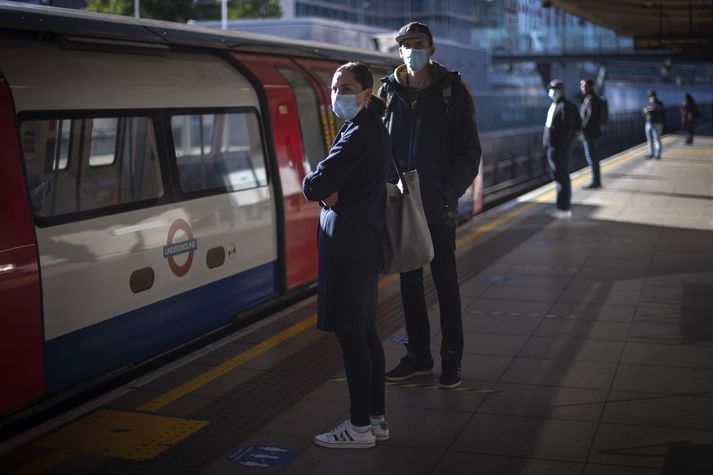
{"left": 398, "top": 46, "right": 404, "bottom": 59}
{"left": 428, "top": 45, "right": 436, "bottom": 57}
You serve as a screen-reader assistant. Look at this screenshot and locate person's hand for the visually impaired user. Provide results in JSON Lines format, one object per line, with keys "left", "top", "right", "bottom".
{"left": 321, "top": 192, "right": 339, "bottom": 208}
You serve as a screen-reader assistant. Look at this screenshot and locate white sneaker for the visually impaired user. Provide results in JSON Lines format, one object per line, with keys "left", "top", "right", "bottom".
{"left": 550, "top": 209, "right": 572, "bottom": 219}
{"left": 314, "top": 420, "right": 376, "bottom": 449}
{"left": 371, "top": 419, "right": 390, "bottom": 441}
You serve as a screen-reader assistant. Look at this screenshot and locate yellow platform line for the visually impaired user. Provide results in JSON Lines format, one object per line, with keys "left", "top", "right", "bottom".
{"left": 137, "top": 315, "right": 318, "bottom": 412}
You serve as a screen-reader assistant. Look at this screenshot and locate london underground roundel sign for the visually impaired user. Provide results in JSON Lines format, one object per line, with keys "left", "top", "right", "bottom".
{"left": 164, "top": 218, "right": 198, "bottom": 277}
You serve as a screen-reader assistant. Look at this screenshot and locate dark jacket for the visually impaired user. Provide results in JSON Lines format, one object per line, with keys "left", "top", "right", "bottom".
{"left": 544, "top": 97, "right": 580, "bottom": 150}
{"left": 580, "top": 93, "right": 603, "bottom": 139}
{"left": 643, "top": 98, "right": 666, "bottom": 125}
{"left": 378, "top": 63, "right": 481, "bottom": 225}
{"left": 681, "top": 97, "right": 699, "bottom": 129}
{"left": 302, "top": 105, "right": 390, "bottom": 332}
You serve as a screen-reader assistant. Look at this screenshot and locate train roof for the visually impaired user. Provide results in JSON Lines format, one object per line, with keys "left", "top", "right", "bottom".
{"left": 0, "top": 1, "right": 399, "bottom": 65}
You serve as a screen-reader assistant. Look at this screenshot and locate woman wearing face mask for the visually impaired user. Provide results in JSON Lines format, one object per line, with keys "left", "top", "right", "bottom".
{"left": 303, "top": 61, "right": 391, "bottom": 449}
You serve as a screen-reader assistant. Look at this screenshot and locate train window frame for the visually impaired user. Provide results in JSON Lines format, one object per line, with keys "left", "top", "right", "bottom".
{"left": 274, "top": 66, "right": 327, "bottom": 173}
{"left": 17, "top": 109, "right": 174, "bottom": 228}
{"left": 311, "top": 67, "right": 346, "bottom": 139}
{"left": 162, "top": 106, "right": 271, "bottom": 201}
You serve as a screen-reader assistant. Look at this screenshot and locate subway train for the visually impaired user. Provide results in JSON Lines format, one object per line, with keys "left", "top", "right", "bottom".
{"left": 0, "top": 4, "right": 483, "bottom": 422}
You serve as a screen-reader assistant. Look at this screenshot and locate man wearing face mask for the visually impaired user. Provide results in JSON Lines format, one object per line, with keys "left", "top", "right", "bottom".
{"left": 642, "top": 89, "right": 665, "bottom": 159}
{"left": 543, "top": 79, "right": 581, "bottom": 219}
{"left": 378, "top": 22, "right": 481, "bottom": 389}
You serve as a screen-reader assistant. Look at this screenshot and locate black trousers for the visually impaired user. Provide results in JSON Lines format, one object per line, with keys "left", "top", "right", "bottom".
{"left": 547, "top": 146, "right": 572, "bottom": 210}
{"left": 336, "top": 318, "right": 385, "bottom": 427}
{"left": 399, "top": 223, "right": 463, "bottom": 363}
{"left": 684, "top": 123, "right": 695, "bottom": 144}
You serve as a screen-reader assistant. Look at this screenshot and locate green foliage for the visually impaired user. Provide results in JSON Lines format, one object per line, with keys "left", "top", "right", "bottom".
{"left": 85, "top": 0, "right": 282, "bottom": 22}
{"left": 85, "top": 0, "right": 132, "bottom": 16}
{"left": 229, "top": 0, "right": 281, "bottom": 19}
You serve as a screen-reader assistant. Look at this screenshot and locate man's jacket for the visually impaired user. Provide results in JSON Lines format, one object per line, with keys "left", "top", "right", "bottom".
{"left": 378, "top": 62, "right": 481, "bottom": 225}
{"left": 643, "top": 99, "right": 666, "bottom": 125}
{"left": 580, "top": 93, "right": 603, "bottom": 139}
{"left": 544, "top": 97, "right": 580, "bottom": 150}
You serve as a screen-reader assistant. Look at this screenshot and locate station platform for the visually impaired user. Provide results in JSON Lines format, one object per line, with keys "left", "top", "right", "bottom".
{"left": 2, "top": 134, "right": 713, "bottom": 475}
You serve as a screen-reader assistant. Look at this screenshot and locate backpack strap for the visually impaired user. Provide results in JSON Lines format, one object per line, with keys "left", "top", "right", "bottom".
{"left": 442, "top": 80, "right": 457, "bottom": 133}
{"left": 442, "top": 82, "right": 452, "bottom": 122}
{"left": 379, "top": 82, "right": 396, "bottom": 129}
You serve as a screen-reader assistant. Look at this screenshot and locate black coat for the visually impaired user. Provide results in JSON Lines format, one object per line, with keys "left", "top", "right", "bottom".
{"left": 544, "top": 97, "right": 580, "bottom": 151}
{"left": 643, "top": 99, "right": 666, "bottom": 125}
{"left": 378, "top": 63, "right": 481, "bottom": 225}
{"left": 580, "top": 93, "right": 603, "bottom": 139}
{"left": 302, "top": 105, "right": 391, "bottom": 332}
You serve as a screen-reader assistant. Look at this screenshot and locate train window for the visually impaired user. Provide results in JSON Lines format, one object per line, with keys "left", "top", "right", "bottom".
{"left": 170, "top": 112, "right": 267, "bottom": 193}
{"left": 276, "top": 67, "right": 326, "bottom": 172}
{"left": 20, "top": 116, "right": 164, "bottom": 218}
{"left": 89, "top": 118, "right": 119, "bottom": 167}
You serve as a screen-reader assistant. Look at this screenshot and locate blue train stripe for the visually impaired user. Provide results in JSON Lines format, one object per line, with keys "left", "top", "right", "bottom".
{"left": 44, "top": 262, "right": 278, "bottom": 393}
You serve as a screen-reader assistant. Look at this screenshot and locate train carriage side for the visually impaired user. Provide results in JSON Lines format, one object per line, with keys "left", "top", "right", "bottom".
{"left": 0, "top": 36, "right": 294, "bottom": 411}
{"left": 0, "top": 72, "right": 45, "bottom": 415}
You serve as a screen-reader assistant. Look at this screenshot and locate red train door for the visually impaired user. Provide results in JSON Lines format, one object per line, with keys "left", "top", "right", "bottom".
{"left": 0, "top": 73, "right": 45, "bottom": 414}
{"left": 232, "top": 53, "right": 322, "bottom": 289}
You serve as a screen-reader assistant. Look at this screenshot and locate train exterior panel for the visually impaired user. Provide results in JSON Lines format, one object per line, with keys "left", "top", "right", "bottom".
{"left": 2, "top": 39, "right": 280, "bottom": 393}
{"left": 0, "top": 73, "right": 45, "bottom": 415}
{"left": 231, "top": 53, "right": 321, "bottom": 290}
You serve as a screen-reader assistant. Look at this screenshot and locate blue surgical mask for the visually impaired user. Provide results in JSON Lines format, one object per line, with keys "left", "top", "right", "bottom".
{"left": 548, "top": 89, "right": 562, "bottom": 101}
{"left": 332, "top": 93, "right": 362, "bottom": 121}
{"left": 402, "top": 48, "right": 429, "bottom": 72}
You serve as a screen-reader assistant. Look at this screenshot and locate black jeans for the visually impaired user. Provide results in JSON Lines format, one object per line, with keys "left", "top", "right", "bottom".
{"left": 547, "top": 146, "right": 572, "bottom": 210}
{"left": 399, "top": 223, "right": 463, "bottom": 364}
{"left": 336, "top": 319, "right": 385, "bottom": 427}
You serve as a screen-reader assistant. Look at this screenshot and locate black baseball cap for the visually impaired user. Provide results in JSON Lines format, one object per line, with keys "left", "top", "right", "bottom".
{"left": 395, "top": 22, "right": 433, "bottom": 45}
{"left": 647, "top": 89, "right": 657, "bottom": 97}
{"left": 547, "top": 79, "right": 564, "bottom": 90}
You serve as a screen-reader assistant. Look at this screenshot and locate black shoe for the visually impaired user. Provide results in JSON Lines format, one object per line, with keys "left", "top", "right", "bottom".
{"left": 438, "top": 362, "right": 462, "bottom": 389}
{"left": 385, "top": 357, "right": 433, "bottom": 382}
{"left": 584, "top": 183, "right": 601, "bottom": 189}
{"left": 655, "top": 156, "right": 661, "bottom": 160}
{"left": 645, "top": 154, "right": 653, "bottom": 159}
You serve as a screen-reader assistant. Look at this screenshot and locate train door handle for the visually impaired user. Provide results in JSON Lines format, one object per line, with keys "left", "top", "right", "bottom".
{"left": 130, "top": 267, "right": 155, "bottom": 293}
{"left": 206, "top": 246, "right": 226, "bottom": 269}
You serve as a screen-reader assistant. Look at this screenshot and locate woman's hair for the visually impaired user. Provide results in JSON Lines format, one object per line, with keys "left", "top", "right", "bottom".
{"left": 336, "top": 61, "right": 373, "bottom": 90}
{"left": 335, "top": 61, "right": 386, "bottom": 116}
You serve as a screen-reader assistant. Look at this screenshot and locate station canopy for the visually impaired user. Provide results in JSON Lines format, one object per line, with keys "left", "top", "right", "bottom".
{"left": 543, "top": 0, "right": 713, "bottom": 49}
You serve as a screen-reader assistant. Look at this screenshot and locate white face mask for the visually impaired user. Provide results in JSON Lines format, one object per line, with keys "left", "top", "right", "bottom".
{"left": 548, "top": 89, "right": 562, "bottom": 101}
{"left": 331, "top": 91, "right": 365, "bottom": 121}
{"left": 402, "top": 48, "right": 429, "bottom": 72}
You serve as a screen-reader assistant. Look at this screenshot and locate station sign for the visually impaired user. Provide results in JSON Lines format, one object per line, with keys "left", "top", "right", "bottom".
{"left": 164, "top": 218, "right": 198, "bottom": 277}
{"left": 635, "top": 35, "right": 713, "bottom": 52}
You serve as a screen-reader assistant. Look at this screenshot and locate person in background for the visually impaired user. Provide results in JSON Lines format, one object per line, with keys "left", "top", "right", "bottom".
{"left": 303, "top": 62, "right": 391, "bottom": 449}
{"left": 378, "top": 22, "right": 481, "bottom": 390}
{"left": 643, "top": 89, "right": 665, "bottom": 159}
{"left": 681, "top": 92, "right": 699, "bottom": 145}
{"left": 544, "top": 79, "right": 580, "bottom": 219}
{"left": 579, "top": 78, "right": 605, "bottom": 189}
